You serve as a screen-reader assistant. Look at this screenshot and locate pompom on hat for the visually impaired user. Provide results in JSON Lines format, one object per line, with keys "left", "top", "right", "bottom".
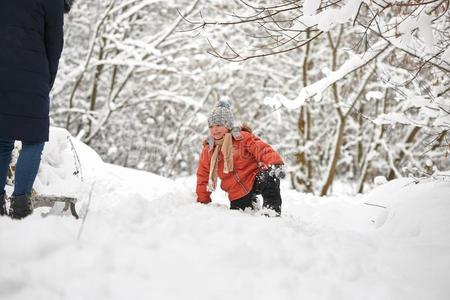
{"left": 208, "top": 99, "right": 235, "bottom": 130}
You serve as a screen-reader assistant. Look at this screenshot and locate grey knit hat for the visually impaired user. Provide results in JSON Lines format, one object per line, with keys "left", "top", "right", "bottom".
{"left": 208, "top": 99, "right": 235, "bottom": 129}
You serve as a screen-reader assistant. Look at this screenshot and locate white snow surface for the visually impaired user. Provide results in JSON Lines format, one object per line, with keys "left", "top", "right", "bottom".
{"left": 1, "top": 128, "right": 450, "bottom": 300}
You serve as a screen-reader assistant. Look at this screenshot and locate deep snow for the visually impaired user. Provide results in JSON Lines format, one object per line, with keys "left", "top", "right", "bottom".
{"left": 0, "top": 128, "right": 449, "bottom": 300}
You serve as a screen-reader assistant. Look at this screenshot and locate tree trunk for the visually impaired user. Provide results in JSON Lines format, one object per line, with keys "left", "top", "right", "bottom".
{"left": 294, "top": 28, "right": 314, "bottom": 193}
{"left": 320, "top": 116, "right": 345, "bottom": 196}
{"left": 319, "top": 29, "right": 345, "bottom": 196}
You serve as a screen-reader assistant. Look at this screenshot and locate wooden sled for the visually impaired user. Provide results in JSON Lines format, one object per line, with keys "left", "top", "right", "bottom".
{"left": 32, "top": 195, "right": 79, "bottom": 219}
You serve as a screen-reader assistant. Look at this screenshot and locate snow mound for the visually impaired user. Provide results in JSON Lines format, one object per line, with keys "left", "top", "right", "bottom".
{"left": 30, "top": 127, "right": 103, "bottom": 216}
{"left": 363, "top": 178, "right": 450, "bottom": 239}
{"left": 34, "top": 127, "right": 87, "bottom": 197}
{"left": 377, "top": 180, "right": 450, "bottom": 239}
{"left": 1, "top": 130, "right": 449, "bottom": 299}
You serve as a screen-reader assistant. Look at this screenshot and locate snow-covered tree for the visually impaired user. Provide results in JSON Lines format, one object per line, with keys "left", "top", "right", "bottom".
{"left": 47, "top": 0, "right": 448, "bottom": 194}
{"left": 185, "top": 0, "right": 449, "bottom": 194}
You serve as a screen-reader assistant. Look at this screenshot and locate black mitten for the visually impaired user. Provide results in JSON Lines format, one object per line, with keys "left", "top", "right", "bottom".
{"left": 269, "top": 164, "right": 286, "bottom": 179}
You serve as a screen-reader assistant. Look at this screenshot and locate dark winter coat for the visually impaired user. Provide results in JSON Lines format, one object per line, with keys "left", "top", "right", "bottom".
{"left": 0, "top": 0, "right": 64, "bottom": 142}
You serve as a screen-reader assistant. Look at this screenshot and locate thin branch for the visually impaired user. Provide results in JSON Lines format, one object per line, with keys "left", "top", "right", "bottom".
{"left": 208, "top": 31, "right": 323, "bottom": 62}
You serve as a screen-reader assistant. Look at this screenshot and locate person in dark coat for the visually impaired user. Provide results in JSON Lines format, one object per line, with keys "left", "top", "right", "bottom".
{"left": 0, "top": 0, "right": 74, "bottom": 219}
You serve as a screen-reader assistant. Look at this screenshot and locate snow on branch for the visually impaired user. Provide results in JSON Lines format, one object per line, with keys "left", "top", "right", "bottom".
{"left": 269, "top": 41, "right": 391, "bottom": 110}
{"left": 300, "top": 0, "right": 363, "bottom": 31}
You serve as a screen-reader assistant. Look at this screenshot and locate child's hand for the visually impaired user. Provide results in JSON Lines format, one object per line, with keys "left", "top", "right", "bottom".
{"left": 269, "top": 164, "right": 286, "bottom": 179}
{"left": 258, "top": 163, "right": 286, "bottom": 179}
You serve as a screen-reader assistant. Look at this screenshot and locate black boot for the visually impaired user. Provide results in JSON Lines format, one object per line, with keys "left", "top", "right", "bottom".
{"left": 9, "top": 195, "right": 33, "bottom": 219}
{"left": 0, "top": 192, "right": 6, "bottom": 216}
{"left": 230, "top": 191, "right": 258, "bottom": 212}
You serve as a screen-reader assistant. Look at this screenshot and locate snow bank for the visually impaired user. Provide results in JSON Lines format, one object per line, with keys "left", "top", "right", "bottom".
{"left": 361, "top": 178, "right": 450, "bottom": 299}
{"left": 361, "top": 177, "right": 450, "bottom": 239}
{"left": 0, "top": 132, "right": 449, "bottom": 300}
{"left": 371, "top": 179, "right": 450, "bottom": 240}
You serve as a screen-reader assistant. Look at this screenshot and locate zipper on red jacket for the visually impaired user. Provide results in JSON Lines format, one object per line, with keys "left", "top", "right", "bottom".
{"left": 232, "top": 170, "right": 249, "bottom": 194}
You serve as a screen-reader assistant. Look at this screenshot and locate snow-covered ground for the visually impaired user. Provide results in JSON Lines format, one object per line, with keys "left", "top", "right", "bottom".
{"left": 1, "top": 128, "right": 449, "bottom": 300}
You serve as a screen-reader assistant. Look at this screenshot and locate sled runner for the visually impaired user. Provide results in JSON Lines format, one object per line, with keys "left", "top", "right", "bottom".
{"left": 33, "top": 195, "right": 79, "bottom": 219}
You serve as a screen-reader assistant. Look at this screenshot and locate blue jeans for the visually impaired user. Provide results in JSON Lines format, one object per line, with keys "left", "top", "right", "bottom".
{"left": 0, "top": 139, "right": 45, "bottom": 196}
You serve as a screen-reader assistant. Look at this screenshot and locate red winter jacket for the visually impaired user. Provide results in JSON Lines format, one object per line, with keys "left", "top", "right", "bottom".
{"left": 196, "top": 130, "right": 283, "bottom": 203}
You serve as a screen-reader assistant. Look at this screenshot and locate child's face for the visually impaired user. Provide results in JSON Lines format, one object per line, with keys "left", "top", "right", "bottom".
{"left": 209, "top": 125, "right": 229, "bottom": 140}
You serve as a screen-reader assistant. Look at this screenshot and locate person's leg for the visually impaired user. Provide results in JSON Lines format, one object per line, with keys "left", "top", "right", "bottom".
{"left": 13, "top": 141, "right": 45, "bottom": 196}
{"left": 9, "top": 141, "right": 45, "bottom": 219}
{"left": 0, "top": 139, "right": 15, "bottom": 215}
{"left": 255, "top": 170, "right": 282, "bottom": 216}
{"left": 230, "top": 190, "right": 258, "bottom": 212}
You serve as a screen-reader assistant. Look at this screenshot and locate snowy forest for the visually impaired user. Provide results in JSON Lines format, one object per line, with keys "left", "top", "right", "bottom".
{"left": 51, "top": 0, "right": 449, "bottom": 195}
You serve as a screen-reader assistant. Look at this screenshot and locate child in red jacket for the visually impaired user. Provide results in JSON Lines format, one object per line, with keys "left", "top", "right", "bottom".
{"left": 196, "top": 100, "right": 285, "bottom": 216}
